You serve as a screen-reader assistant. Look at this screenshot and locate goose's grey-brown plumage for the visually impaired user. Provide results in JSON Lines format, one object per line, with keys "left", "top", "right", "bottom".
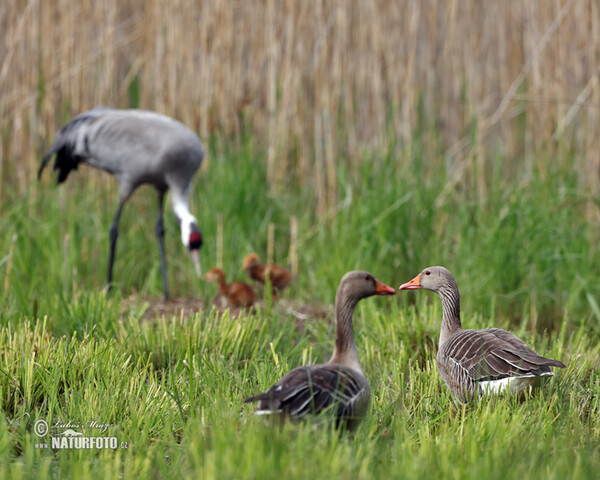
{"left": 400, "top": 266, "right": 566, "bottom": 401}
{"left": 244, "top": 271, "right": 395, "bottom": 430}
{"left": 38, "top": 107, "right": 204, "bottom": 299}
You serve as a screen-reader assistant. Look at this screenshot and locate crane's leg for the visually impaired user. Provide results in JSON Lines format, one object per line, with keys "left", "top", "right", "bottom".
{"left": 107, "top": 201, "right": 125, "bottom": 294}
{"left": 156, "top": 191, "right": 169, "bottom": 300}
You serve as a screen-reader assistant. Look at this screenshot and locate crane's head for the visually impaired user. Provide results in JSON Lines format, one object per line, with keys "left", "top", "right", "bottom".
{"left": 175, "top": 205, "right": 203, "bottom": 277}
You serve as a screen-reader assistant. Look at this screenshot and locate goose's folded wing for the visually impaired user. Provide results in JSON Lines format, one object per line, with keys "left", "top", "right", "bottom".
{"left": 441, "top": 329, "right": 565, "bottom": 383}
{"left": 244, "top": 364, "right": 367, "bottom": 419}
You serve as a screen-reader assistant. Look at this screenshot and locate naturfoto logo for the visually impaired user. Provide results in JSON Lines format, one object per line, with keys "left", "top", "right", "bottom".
{"left": 34, "top": 419, "right": 128, "bottom": 450}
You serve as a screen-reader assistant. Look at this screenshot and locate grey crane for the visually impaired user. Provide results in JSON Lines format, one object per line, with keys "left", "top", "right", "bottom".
{"left": 39, "top": 107, "right": 204, "bottom": 299}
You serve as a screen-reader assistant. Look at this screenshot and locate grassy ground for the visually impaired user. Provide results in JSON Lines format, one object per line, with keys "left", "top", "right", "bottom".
{"left": 1, "top": 139, "right": 599, "bottom": 478}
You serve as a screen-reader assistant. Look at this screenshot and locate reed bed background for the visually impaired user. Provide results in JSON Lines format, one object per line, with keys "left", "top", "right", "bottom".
{"left": 1, "top": 2, "right": 600, "bottom": 478}
{"left": 2, "top": 0, "right": 600, "bottom": 213}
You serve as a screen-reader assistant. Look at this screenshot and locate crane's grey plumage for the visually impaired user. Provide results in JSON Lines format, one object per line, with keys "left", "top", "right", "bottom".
{"left": 39, "top": 107, "right": 205, "bottom": 299}
{"left": 400, "top": 266, "right": 566, "bottom": 401}
{"left": 244, "top": 271, "right": 396, "bottom": 430}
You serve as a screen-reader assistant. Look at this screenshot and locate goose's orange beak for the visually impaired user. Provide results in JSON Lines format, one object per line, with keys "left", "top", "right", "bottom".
{"left": 375, "top": 280, "right": 396, "bottom": 295}
{"left": 399, "top": 274, "right": 421, "bottom": 290}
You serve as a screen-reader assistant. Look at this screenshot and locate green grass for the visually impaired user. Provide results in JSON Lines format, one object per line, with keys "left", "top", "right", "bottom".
{"left": 0, "top": 138, "right": 599, "bottom": 478}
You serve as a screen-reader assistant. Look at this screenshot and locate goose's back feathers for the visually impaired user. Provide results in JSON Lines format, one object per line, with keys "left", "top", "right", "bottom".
{"left": 244, "top": 363, "right": 370, "bottom": 429}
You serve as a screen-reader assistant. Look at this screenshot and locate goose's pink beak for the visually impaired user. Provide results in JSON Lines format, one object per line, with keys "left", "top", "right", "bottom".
{"left": 375, "top": 280, "right": 396, "bottom": 295}
{"left": 399, "top": 274, "right": 421, "bottom": 290}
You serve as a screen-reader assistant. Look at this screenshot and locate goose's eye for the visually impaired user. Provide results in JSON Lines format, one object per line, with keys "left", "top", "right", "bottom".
{"left": 425, "top": 271, "right": 431, "bottom": 276}
{"left": 365, "top": 275, "right": 372, "bottom": 281}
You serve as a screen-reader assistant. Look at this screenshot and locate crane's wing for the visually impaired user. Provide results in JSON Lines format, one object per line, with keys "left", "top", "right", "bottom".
{"left": 38, "top": 107, "right": 110, "bottom": 183}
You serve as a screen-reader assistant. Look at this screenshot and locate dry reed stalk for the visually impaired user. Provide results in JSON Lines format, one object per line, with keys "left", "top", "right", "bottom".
{"left": 314, "top": 113, "right": 326, "bottom": 218}
{"left": 323, "top": 109, "right": 337, "bottom": 213}
{"left": 216, "top": 213, "right": 223, "bottom": 269}
{"left": 267, "top": 222, "right": 275, "bottom": 266}
{"left": 63, "top": 234, "right": 70, "bottom": 294}
{"left": 288, "top": 216, "right": 298, "bottom": 277}
{"left": 3, "top": 234, "right": 18, "bottom": 297}
{"left": 554, "top": 64, "right": 600, "bottom": 140}
{"left": 0, "top": 133, "right": 3, "bottom": 202}
{"left": 265, "top": 0, "right": 277, "bottom": 189}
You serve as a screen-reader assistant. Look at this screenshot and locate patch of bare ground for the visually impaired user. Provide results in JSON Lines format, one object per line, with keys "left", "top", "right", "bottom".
{"left": 120, "top": 295, "right": 332, "bottom": 328}
{"left": 120, "top": 295, "right": 207, "bottom": 321}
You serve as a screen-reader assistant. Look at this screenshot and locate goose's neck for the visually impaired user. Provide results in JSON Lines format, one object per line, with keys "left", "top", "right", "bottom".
{"left": 437, "top": 284, "right": 462, "bottom": 346}
{"left": 329, "top": 295, "right": 362, "bottom": 372}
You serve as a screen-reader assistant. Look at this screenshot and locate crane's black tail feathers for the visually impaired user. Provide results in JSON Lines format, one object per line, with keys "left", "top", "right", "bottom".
{"left": 38, "top": 107, "right": 110, "bottom": 183}
{"left": 38, "top": 142, "right": 82, "bottom": 184}
{"left": 38, "top": 151, "right": 55, "bottom": 180}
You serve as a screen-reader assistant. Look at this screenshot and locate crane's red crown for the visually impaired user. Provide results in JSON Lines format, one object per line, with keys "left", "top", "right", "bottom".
{"left": 189, "top": 232, "right": 203, "bottom": 250}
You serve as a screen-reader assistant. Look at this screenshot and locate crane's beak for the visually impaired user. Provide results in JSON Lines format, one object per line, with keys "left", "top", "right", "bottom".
{"left": 190, "top": 249, "right": 202, "bottom": 277}
{"left": 399, "top": 274, "right": 421, "bottom": 290}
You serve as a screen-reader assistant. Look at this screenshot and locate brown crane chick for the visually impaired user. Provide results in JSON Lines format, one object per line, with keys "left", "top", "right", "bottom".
{"left": 205, "top": 268, "right": 256, "bottom": 309}
{"left": 242, "top": 253, "right": 292, "bottom": 299}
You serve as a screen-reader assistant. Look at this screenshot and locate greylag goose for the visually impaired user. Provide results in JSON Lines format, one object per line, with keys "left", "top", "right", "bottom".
{"left": 244, "top": 271, "right": 395, "bottom": 429}
{"left": 205, "top": 267, "right": 256, "bottom": 308}
{"left": 242, "top": 253, "right": 292, "bottom": 298}
{"left": 399, "top": 266, "right": 566, "bottom": 401}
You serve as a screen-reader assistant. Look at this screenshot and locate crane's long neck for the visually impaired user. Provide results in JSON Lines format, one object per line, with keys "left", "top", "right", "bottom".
{"left": 172, "top": 194, "right": 198, "bottom": 247}
{"left": 329, "top": 293, "right": 362, "bottom": 372}
{"left": 436, "top": 283, "right": 462, "bottom": 346}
